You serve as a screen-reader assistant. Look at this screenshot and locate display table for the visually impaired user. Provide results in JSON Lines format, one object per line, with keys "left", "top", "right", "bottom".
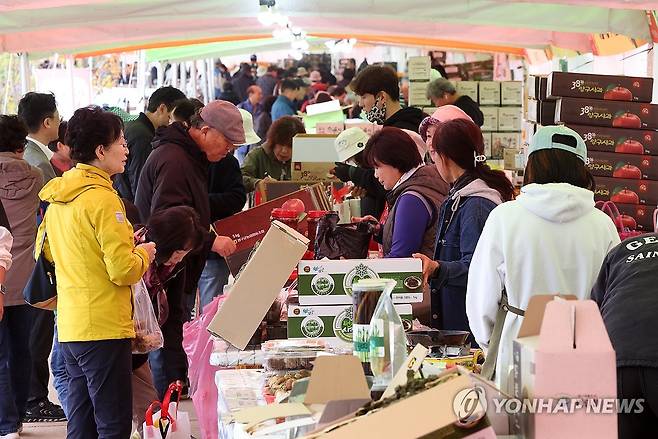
{"left": 216, "top": 368, "right": 267, "bottom": 439}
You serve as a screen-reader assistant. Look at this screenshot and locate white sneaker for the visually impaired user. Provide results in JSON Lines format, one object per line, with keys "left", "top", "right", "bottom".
{"left": 0, "top": 432, "right": 20, "bottom": 439}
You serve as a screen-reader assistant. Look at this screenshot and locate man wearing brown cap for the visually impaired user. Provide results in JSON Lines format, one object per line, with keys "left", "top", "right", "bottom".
{"left": 135, "top": 100, "right": 244, "bottom": 398}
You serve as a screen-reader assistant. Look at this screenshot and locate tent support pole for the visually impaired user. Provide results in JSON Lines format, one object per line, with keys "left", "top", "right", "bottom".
{"left": 190, "top": 60, "right": 197, "bottom": 99}
{"left": 66, "top": 56, "right": 75, "bottom": 113}
{"left": 207, "top": 58, "right": 215, "bottom": 102}
{"left": 3, "top": 53, "right": 14, "bottom": 113}
{"left": 19, "top": 52, "right": 30, "bottom": 95}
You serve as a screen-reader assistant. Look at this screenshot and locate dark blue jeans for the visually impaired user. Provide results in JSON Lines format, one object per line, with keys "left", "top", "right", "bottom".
{"left": 197, "top": 258, "right": 230, "bottom": 314}
{"left": 51, "top": 320, "right": 68, "bottom": 417}
{"left": 0, "top": 305, "right": 33, "bottom": 435}
{"left": 61, "top": 339, "right": 132, "bottom": 439}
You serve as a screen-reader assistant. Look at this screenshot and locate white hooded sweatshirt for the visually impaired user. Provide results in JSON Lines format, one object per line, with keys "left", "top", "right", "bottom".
{"left": 466, "top": 183, "right": 620, "bottom": 392}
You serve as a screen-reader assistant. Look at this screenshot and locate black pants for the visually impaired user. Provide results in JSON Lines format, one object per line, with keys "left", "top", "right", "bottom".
{"left": 61, "top": 339, "right": 132, "bottom": 439}
{"left": 28, "top": 308, "right": 54, "bottom": 403}
{"left": 618, "top": 366, "right": 658, "bottom": 438}
{"left": 0, "top": 305, "right": 33, "bottom": 435}
{"left": 149, "top": 271, "right": 188, "bottom": 399}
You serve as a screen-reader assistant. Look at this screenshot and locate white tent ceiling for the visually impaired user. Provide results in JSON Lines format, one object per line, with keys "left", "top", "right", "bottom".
{"left": 0, "top": 0, "right": 654, "bottom": 56}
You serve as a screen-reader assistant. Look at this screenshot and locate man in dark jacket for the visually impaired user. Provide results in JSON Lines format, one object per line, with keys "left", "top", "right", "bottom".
{"left": 232, "top": 63, "right": 256, "bottom": 103}
{"left": 591, "top": 234, "right": 658, "bottom": 438}
{"left": 197, "top": 155, "right": 246, "bottom": 313}
{"left": 257, "top": 65, "right": 279, "bottom": 97}
{"left": 115, "top": 86, "right": 185, "bottom": 202}
{"left": 134, "top": 100, "right": 242, "bottom": 398}
{"left": 427, "top": 78, "right": 484, "bottom": 127}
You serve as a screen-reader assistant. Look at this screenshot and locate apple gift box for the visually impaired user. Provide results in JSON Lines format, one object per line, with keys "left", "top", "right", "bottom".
{"left": 587, "top": 151, "right": 658, "bottom": 180}
{"left": 594, "top": 177, "right": 658, "bottom": 206}
{"left": 546, "top": 71, "right": 653, "bottom": 103}
{"left": 608, "top": 203, "right": 656, "bottom": 231}
{"left": 567, "top": 124, "right": 658, "bottom": 156}
{"left": 555, "top": 98, "right": 658, "bottom": 130}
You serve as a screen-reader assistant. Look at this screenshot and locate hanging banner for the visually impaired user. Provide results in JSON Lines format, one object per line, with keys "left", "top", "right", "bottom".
{"left": 647, "top": 11, "right": 658, "bottom": 43}
{"left": 591, "top": 33, "right": 645, "bottom": 57}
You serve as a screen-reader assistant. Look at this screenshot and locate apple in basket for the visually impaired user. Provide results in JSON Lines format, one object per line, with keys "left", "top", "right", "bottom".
{"left": 612, "top": 112, "right": 642, "bottom": 129}
{"left": 613, "top": 163, "right": 642, "bottom": 179}
{"left": 615, "top": 139, "right": 644, "bottom": 155}
{"left": 604, "top": 86, "right": 633, "bottom": 101}
{"left": 610, "top": 188, "right": 640, "bottom": 205}
{"left": 619, "top": 214, "right": 637, "bottom": 230}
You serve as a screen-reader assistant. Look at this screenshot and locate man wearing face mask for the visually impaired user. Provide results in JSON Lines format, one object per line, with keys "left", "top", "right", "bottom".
{"left": 332, "top": 65, "right": 427, "bottom": 218}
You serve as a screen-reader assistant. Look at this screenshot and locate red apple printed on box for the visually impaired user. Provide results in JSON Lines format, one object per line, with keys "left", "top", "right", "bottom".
{"left": 611, "top": 187, "right": 640, "bottom": 205}
{"left": 613, "top": 111, "right": 642, "bottom": 129}
{"left": 615, "top": 138, "right": 645, "bottom": 154}
{"left": 604, "top": 85, "right": 633, "bottom": 101}
{"left": 613, "top": 163, "right": 642, "bottom": 179}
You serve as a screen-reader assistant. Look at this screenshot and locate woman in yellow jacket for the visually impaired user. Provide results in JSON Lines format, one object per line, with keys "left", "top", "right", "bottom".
{"left": 37, "top": 106, "right": 156, "bottom": 439}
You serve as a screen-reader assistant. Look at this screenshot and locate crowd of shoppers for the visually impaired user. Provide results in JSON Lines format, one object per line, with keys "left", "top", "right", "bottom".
{"left": 0, "top": 56, "right": 653, "bottom": 439}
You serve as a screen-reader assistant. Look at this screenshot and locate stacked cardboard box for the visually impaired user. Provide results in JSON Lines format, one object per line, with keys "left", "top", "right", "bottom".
{"left": 288, "top": 258, "right": 423, "bottom": 348}
{"left": 526, "top": 71, "right": 657, "bottom": 231}
{"left": 468, "top": 81, "right": 524, "bottom": 169}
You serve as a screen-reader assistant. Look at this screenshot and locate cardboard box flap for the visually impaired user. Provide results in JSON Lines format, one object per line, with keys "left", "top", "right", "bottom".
{"left": 293, "top": 135, "right": 340, "bottom": 162}
{"left": 306, "top": 100, "right": 342, "bottom": 116}
{"left": 539, "top": 299, "right": 614, "bottom": 352}
{"left": 207, "top": 221, "right": 309, "bottom": 349}
{"left": 304, "top": 356, "right": 371, "bottom": 405}
{"left": 517, "top": 294, "right": 578, "bottom": 338}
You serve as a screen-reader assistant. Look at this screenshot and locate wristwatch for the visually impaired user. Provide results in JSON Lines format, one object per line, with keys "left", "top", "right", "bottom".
{"left": 0, "top": 284, "right": 6, "bottom": 295}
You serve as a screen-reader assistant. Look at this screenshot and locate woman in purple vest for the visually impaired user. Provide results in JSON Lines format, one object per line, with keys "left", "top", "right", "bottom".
{"left": 354, "top": 127, "right": 449, "bottom": 258}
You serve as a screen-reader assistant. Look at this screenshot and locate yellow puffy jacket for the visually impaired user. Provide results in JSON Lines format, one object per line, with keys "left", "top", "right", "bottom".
{"left": 37, "top": 164, "right": 149, "bottom": 342}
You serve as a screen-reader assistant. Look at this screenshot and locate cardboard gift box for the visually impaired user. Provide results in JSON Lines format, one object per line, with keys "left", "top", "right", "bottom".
{"left": 457, "top": 81, "right": 479, "bottom": 102}
{"left": 312, "top": 367, "right": 501, "bottom": 439}
{"left": 526, "top": 99, "right": 556, "bottom": 126}
{"left": 408, "top": 81, "right": 431, "bottom": 107}
{"left": 527, "top": 75, "right": 547, "bottom": 100}
{"left": 297, "top": 258, "right": 423, "bottom": 305}
{"left": 483, "top": 132, "right": 493, "bottom": 158}
{"left": 479, "top": 81, "right": 501, "bottom": 106}
{"left": 513, "top": 297, "right": 617, "bottom": 439}
{"left": 608, "top": 203, "right": 656, "bottom": 231}
{"left": 481, "top": 107, "right": 499, "bottom": 132}
{"left": 566, "top": 124, "right": 658, "bottom": 156}
{"left": 207, "top": 221, "right": 310, "bottom": 349}
{"left": 344, "top": 119, "right": 381, "bottom": 136}
{"left": 501, "top": 81, "right": 523, "bottom": 106}
{"left": 292, "top": 134, "right": 340, "bottom": 182}
{"left": 302, "top": 100, "right": 346, "bottom": 134}
{"left": 316, "top": 122, "right": 345, "bottom": 135}
{"left": 497, "top": 107, "right": 522, "bottom": 131}
{"left": 546, "top": 71, "right": 653, "bottom": 102}
{"left": 407, "top": 56, "right": 431, "bottom": 81}
{"left": 555, "top": 97, "right": 658, "bottom": 130}
{"left": 287, "top": 304, "right": 413, "bottom": 348}
{"left": 491, "top": 132, "right": 520, "bottom": 159}
{"left": 214, "top": 185, "right": 330, "bottom": 275}
{"left": 594, "top": 177, "right": 658, "bottom": 205}
{"left": 587, "top": 151, "right": 658, "bottom": 180}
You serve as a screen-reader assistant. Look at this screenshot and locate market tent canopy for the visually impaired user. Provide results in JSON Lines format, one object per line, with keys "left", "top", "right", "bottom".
{"left": 0, "top": 0, "right": 654, "bottom": 56}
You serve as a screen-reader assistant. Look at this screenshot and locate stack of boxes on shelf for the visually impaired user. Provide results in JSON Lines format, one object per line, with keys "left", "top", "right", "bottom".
{"left": 447, "top": 80, "right": 524, "bottom": 171}
{"left": 287, "top": 258, "right": 424, "bottom": 349}
{"left": 407, "top": 56, "right": 433, "bottom": 107}
{"left": 526, "top": 71, "right": 658, "bottom": 231}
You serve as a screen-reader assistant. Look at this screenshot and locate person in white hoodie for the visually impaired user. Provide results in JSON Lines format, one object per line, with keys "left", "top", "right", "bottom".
{"left": 414, "top": 118, "right": 515, "bottom": 335}
{"left": 466, "top": 125, "right": 620, "bottom": 393}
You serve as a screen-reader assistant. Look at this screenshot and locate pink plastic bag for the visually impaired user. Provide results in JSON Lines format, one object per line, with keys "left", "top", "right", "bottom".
{"left": 182, "top": 295, "right": 226, "bottom": 439}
